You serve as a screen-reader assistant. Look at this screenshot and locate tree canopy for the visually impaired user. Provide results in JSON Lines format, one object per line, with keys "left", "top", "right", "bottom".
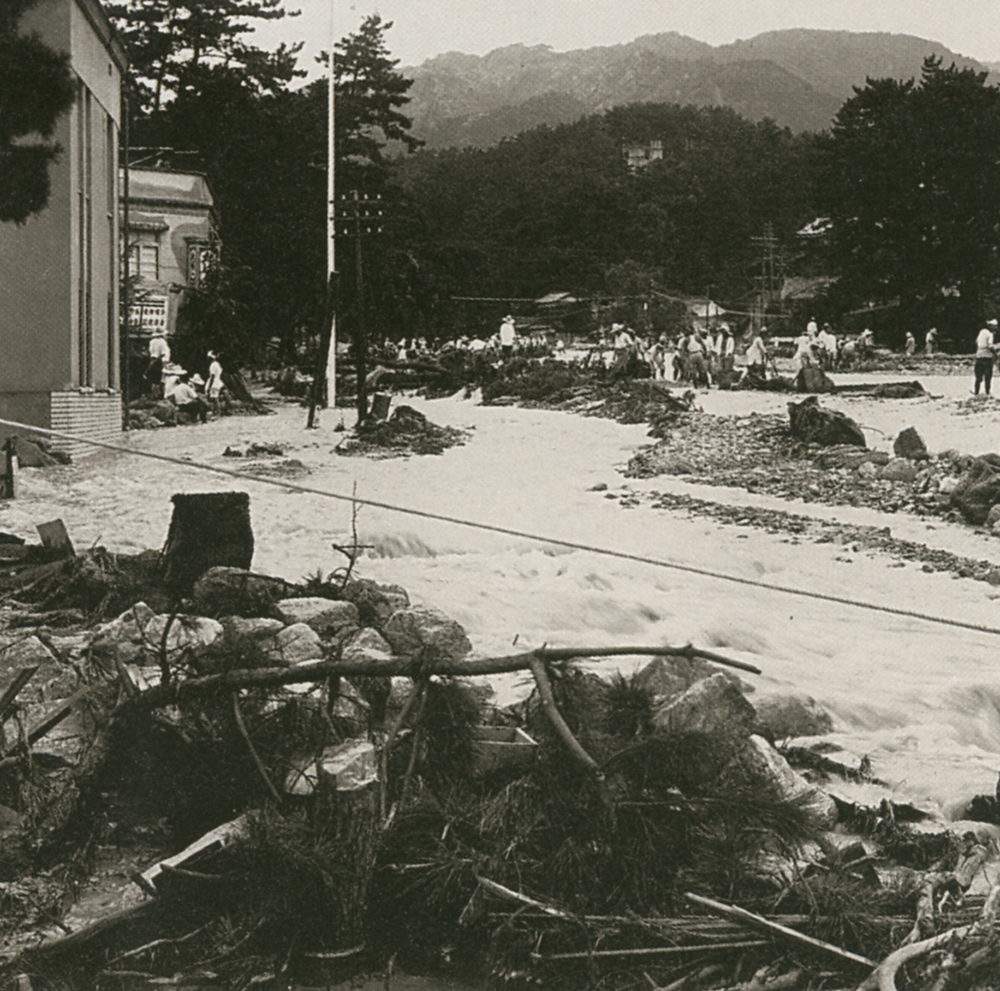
{"left": 106, "top": 0, "right": 303, "bottom": 112}
{"left": 819, "top": 56, "right": 1000, "bottom": 330}
{"left": 0, "top": 0, "right": 75, "bottom": 225}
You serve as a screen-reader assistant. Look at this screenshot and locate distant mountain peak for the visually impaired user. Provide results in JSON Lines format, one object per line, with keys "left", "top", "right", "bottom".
{"left": 405, "top": 28, "right": 993, "bottom": 150}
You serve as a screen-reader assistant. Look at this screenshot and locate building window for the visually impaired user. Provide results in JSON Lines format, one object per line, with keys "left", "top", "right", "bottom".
{"left": 187, "top": 241, "right": 216, "bottom": 288}
{"left": 129, "top": 242, "right": 159, "bottom": 280}
{"left": 129, "top": 295, "right": 168, "bottom": 334}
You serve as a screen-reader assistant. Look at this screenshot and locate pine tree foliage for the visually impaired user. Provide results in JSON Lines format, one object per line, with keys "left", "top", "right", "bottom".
{"left": 820, "top": 56, "right": 1000, "bottom": 321}
{"left": 0, "top": 0, "right": 75, "bottom": 225}
{"left": 106, "top": 0, "right": 303, "bottom": 112}
{"left": 331, "top": 14, "right": 423, "bottom": 178}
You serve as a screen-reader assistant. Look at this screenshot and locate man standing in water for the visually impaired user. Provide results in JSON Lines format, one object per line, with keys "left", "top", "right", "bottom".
{"left": 974, "top": 318, "right": 997, "bottom": 397}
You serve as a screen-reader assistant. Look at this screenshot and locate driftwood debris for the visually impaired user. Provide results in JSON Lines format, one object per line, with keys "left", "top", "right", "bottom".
{"left": 116, "top": 642, "right": 760, "bottom": 718}
{"left": 685, "top": 892, "right": 875, "bottom": 969}
{"left": 857, "top": 881, "right": 1000, "bottom": 991}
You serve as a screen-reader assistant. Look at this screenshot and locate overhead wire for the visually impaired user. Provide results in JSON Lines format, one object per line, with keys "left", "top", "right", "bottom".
{"left": 2, "top": 415, "right": 999, "bottom": 640}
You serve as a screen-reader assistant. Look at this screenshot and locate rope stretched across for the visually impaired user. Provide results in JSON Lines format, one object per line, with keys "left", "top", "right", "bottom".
{"left": 2, "top": 416, "right": 999, "bottom": 640}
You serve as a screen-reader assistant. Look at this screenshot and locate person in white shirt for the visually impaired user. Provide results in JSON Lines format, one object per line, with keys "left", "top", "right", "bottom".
{"left": 206, "top": 350, "right": 225, "bottom": 413}
{"left": 716, "top": 324, "right": 735, "bottom": 373}
{"left": 974, "top": 319, "right": 997, "bottom": 396}
{"left": 745, "top": 327, "right": 769, "bottom": 379}
{"left": 145, "top": 335, "right": 170, "bottom": 397}
{"left": 171, "top": 376, "right": 208, "bottom": 423}
{"left": 794, "top": 332, "right": 815, "bottom": 371}
{"left": 819, "top": 324, "right": 838, "bottom": 369}
{"left": 499, "top": 315, "right": 517, "bottom": 358}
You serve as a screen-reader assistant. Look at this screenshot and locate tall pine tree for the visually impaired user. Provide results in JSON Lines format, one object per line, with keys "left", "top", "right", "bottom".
{"left": 0, "top": 0, "right": 75, "bottom": 224}
{"left": 106, "top": 0, "right": 302, "bottom": 112}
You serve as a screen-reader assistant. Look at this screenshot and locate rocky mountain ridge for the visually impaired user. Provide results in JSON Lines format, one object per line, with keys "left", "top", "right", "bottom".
{"left": 403, "top": 28, "right": 994, "bottom": 148}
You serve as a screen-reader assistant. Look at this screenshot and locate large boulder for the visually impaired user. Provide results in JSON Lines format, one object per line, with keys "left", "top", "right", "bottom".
{"left": 144, "top": 614, "right": 225, "bottom": 662}
{"left": 89, "top": 602, "right": 158, "bottom": 667}
{"left": 257, "top": 623, "right": 324, "bottom": 666}
{"left": 717, "top": 735, "right": 838, "bottom": 829}
{"left": 634, "top": 655, "right": 751, "bottom": 704}
{"left": 382, "top": 606, "right": 471, "bottom": 662}
{"left": 788, "top": 396, "right": 866, "bottom": 448}
{"left": 652, "top": 673, "right": 757, "bottom": 779}
{"left": 341, "top": 628, "right": 395, "bottom": 665}
{"left": 339, "top": 578, "right": 410, "bottom": 626}
{"left": 894, "top": 426, "right": 929, "bottom": 461}
{"left": 753, "top": 694, "right": 834, "bottom": 741}
{"left": 950, "top": 457, "right": 1000, "bottom": 524}
{"left": 191, "top": 567, "right": 298, "bottom": 617}
{"left": 275, "top": 597, "right": 359, "bottom": 637}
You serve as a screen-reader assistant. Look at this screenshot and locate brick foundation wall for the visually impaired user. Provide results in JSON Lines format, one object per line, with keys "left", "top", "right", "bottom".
{"left": 49, "top": 391, "right": 122, "bottom": 459}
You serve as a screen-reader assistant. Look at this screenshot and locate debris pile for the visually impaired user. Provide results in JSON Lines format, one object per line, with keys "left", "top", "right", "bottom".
{"left": 335, "top": 405, "right": 470, "bottom": 458}
{"left": 0, "top": 499, "right": 997, "bottom": 990}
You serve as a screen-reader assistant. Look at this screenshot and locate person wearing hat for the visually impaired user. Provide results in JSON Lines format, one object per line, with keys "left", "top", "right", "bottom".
{"left": 925, "top": 326, "right": 938, "bottom": 355}
{"left": 499, "top": 315, "right": 517, "bottom": 360}
{"left": 170, "top": 373, "right": 209, "bottom": 423}
{"left": 974, "top": 319, "right": 998, "bottom": 396}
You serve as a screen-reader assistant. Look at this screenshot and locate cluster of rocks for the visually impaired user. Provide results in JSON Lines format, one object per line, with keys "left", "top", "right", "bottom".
{"left": 88, "top": 566, "right": 471, "bottom": 686}
{"left": 640, "top": 488, "right": 1000, "bottom": 585}
{"left": 636, "top": 658, "right": 838, "bottom": 828}
{"left": 625, "top": 405, "right": 1000, "bottom": 531}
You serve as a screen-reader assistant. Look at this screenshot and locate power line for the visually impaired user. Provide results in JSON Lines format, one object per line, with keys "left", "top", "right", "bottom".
{"left": 2, "top": 416, "right": 999, "bottom": 640}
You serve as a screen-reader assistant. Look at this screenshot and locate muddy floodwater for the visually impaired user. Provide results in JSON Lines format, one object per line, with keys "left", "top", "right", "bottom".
{"left": 5, "top": 372, "right": 1000, "bottom": 821}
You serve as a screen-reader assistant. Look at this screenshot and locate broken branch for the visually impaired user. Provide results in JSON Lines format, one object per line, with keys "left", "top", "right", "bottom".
{"left": 685, "top": 892, "right": 874, "bottom": 969}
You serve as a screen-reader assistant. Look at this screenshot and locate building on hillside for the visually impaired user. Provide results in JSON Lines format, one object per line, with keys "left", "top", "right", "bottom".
{"left": 623, "top": 140, "right": 664, "bottom": 171}
{"left": 124, "top": 167, "right": 218, "bottom": 352}
{"left": 0, "top": 0, "right": 127, "bottom": 459}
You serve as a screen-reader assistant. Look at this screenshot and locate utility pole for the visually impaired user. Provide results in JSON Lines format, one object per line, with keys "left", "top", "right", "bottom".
{"left": 337, "top": 190, "right": 383, "bottom": 422}
{"left": 307, "top": 4, "right": 338, "bottom": 429}
{"left": 324, "top": 2, "right": 336, "bottom": 410}
{"left": 751, "top": 222, "right": 781, "bottom": 330}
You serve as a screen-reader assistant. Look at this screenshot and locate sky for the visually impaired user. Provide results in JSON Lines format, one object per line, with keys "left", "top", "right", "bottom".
{"left": 250, "top": 0, "right": 1000, "bottom": 72}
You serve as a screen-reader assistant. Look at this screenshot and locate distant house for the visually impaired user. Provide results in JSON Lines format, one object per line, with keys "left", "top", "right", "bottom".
{"left": 124, "top": 167, "right": 218, "bottom": 343}
{"left": 623, "top": 139, "right": 664, "bottom": 171}
{"left": 0, "top": 0, "right": 127, "bottom": 459}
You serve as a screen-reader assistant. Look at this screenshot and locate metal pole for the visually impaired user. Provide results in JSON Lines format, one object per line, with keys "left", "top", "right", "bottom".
{"left": 324, "top": 0, "right": 337, "bottom": 409}
{"left": 121, "top": 89, "right": 131, "bottom": 415}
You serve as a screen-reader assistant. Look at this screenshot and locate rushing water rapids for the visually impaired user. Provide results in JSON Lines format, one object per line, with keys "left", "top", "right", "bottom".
{"left": 5, "top": 372, "right": 1000, "bottom": 820}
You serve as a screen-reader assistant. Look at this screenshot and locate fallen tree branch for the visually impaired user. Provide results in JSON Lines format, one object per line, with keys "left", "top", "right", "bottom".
{"left": 530, "top": 941, "right": 769, "bottom": 960}
{"left": 117, "top": 644, "right": 758, "bottom": 716}
{"left": 685, "top": 892, "right": 874, "bottom": 969}
{"left": 380, "top": 679, "right": 423, "bottom": 824}
{"left": 529, "top": 655, "right": 604, "bottom": 777}
{"left": 0, "top": 666, "right": 39, "bottom": 721}
{"left": 231, "top": 692, "right": 282, "bottom": 804}
{"left": 477, "top": 876, "right": 577, "bottom": 920}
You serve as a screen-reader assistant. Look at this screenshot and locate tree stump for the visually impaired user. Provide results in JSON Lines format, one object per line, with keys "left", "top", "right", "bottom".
{"left": 161, "top": 492, "right": 254, "bottom": 593}
{"left": 313, "top": 741, "right": 379, "bottom": 951}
